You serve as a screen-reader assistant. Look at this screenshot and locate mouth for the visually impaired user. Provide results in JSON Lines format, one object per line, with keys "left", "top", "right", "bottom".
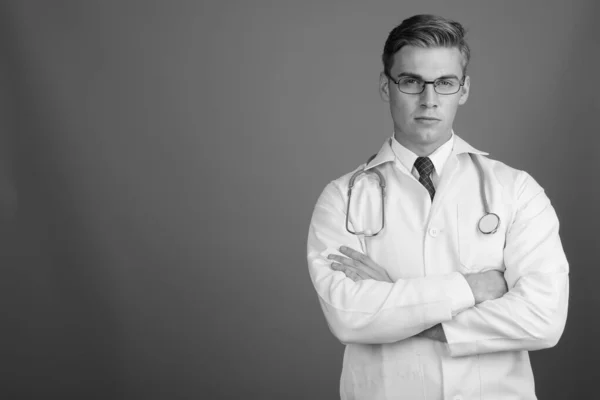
{"left": 415, "top": 117, "right": 441, "bottom": 124}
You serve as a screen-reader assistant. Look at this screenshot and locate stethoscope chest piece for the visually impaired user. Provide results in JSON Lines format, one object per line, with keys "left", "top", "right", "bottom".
{"left": 478, "top": 212, "right": 500, "bottom": 234}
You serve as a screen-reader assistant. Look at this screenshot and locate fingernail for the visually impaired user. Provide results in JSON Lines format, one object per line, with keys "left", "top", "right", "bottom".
{"left": 339, "top": 246, "right": 346, "bottom": 251}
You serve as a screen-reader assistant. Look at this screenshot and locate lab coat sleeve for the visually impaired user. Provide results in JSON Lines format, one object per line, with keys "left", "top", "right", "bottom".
{"left": 307, "top": 181, "right": 475, "bottom": 345}
{"left": 442, "top": 172, "right": 569, "bottom": 357}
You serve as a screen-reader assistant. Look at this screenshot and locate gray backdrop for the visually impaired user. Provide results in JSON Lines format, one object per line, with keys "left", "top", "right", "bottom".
{"left": 2, "top": 1, "right": 598, "bottom": 399}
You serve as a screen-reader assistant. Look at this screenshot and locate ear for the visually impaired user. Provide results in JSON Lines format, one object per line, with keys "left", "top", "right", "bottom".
{"left": 458, "top": 75, "right": 470, "bottom": 105}
{"left": 379, "top": 72, "right": 391, "bottom": 102}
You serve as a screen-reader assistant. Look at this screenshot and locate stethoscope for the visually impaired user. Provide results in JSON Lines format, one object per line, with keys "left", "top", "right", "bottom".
{"left": 345, "top": 153, "right": 500, "bottom": 237}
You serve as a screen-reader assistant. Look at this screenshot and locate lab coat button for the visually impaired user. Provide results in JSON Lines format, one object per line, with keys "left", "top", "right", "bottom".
{"left": 429, "top": 228, "right": 439, "bottom": 237}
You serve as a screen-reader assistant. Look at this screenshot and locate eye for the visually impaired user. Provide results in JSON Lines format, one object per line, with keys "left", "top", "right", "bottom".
{"left": 399, "top": 78, "right": 419, "bottom": 85}
{"left": 436, "top": 79, "right": 455, "bottom": 87}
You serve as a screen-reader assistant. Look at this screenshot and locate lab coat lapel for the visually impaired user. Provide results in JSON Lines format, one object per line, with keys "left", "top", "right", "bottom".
{"left": 428, "top": 135, "right": 488, "bottom": 223}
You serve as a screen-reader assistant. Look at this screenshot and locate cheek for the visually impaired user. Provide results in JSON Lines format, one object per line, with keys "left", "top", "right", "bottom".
{"left": 391, "top": 98, "right": 417, "bottom": 119}
{"left": 391, "top": 107, "right": 414, "bottom": 126}
{"left": 441, "top": 99, "right": 461, "bottom": 116}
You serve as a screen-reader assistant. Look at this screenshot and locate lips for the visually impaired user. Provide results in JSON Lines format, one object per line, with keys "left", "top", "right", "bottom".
{"left": 415, "top": 117, "right": 441, "bottom": 121}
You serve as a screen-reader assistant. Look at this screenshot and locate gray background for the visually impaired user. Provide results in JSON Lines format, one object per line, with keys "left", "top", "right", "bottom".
{"left": 2, "top": 1, "right": 598, "bottom": 399}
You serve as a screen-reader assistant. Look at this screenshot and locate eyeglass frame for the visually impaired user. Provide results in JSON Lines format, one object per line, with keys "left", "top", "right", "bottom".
{"left": 385, "top": 73, "right": 466, "bottom": 95}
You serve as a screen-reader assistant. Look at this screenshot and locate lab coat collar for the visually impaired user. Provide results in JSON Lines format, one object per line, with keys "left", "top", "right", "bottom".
{"left": 364, "top": 133, "right": 488, "bottom": 171}
{"left": 452, "top": 134, "right": 489, "bottom": 157}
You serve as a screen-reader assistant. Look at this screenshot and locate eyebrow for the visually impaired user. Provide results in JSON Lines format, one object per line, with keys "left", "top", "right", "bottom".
{"left": 397, "top": 72, "right": 460, "bottom": 80}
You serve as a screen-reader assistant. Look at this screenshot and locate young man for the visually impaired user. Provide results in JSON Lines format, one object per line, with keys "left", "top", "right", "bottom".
{"left": 306, "top": 14, "right": 569, "bottom": 400}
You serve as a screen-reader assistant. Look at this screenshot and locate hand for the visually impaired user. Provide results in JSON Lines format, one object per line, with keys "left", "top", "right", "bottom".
{"left": 417, "top": 324, "right": 447, "bottom": 342}
{"left": 328, "top": 246, "right": 393, "bottom": 283}
{"left": 463, "top": 269, "right": 508, "bottom": 304}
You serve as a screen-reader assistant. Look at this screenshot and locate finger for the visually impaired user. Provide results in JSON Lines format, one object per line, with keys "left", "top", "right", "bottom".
{"left": 345, "top": 267, "right": 369, "bottom": 281}
{"left": 328, "top": 254, "right": 362, "bottom": 269}
{"left": 327, "top": 254, "right": 351, "bottom": 263}
{"left": 338, "top": 249, "right": 391, "bottom": 281}
{"left": 331, "top": 263, "right": 355, "bottom": 279}
{"left": 331, "top": 262, "right": 353, "bottom": 274}
{"left": 331, "top": 262, "right": 344, "bottom": 271}
{"left": 335, "top": 258, "right": 392, "bottom": 283}
{"left": 339, "top": 246, "right": 371, "bottom": 266}
{"left": 345, "top": 269, "right": 359, "bottom": 281}
{"left": 331, "top": 263, "right": 369, "bottom": 281}
{"left": 336, "top": 250, "right": 382, "bottom": 277}
{"left": 330, "top": 253, "right": 383, "bottom": 281}
{"left": 335, "top": 254, "right": 384, "bottom": 279}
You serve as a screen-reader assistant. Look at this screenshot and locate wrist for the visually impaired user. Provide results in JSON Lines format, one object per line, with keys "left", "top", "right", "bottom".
{"left": 419, "top": 324, "right": 447, "bottom": 342}
{"left": 463, "top": 273, "right": 480, "bottom": 304}
{"left": 437, "top": 324, "right": 447, "bottom": 343}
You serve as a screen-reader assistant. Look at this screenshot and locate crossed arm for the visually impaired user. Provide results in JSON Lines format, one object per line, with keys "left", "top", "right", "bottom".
{"left": 328, "top": 246, "right": 508, "bottom": 343}
{"left": 308, "top": 173, "right": 569, "bottom": 356}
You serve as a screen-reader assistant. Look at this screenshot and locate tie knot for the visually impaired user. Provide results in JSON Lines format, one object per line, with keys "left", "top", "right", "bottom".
{"left": 414, "top": 157, "right": 434, "bottom": 177}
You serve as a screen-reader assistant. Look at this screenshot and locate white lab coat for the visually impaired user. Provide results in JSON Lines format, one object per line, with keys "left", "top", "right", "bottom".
{"left": 306, "top": 135, "right": 569, "bottom": 400}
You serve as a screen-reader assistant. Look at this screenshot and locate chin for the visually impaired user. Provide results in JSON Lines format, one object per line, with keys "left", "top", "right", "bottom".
{"left": 395, "top": 124, "right": 451, "bottom": 146}
{"left": 411, "top": 127, "right": 446, "bottom": 143}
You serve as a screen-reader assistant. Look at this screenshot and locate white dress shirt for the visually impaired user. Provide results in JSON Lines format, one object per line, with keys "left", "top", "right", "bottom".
{"left": 306, "top": 134, "right": 569, "bottom": 400}
{"left": 390, "top": 132, "right": 454, "bottom": 188}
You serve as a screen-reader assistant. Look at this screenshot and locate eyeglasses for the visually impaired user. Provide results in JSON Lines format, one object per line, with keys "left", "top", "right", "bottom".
{"left": 387, "top": 74, "right": 466, "bottom": 95}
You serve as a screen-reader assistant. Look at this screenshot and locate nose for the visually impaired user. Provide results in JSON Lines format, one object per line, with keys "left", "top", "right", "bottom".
{"left": 420, "top": 83, "right": 439, "bottom": 108}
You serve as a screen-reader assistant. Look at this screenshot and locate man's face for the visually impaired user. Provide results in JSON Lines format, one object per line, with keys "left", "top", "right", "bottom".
{"left": 380, "top": 46, "right": 470, "bottom": 154}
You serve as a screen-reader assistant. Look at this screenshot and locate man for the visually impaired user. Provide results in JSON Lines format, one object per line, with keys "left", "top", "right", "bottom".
{"left": 306, "top": 14, "right": 569, "bottom": 400}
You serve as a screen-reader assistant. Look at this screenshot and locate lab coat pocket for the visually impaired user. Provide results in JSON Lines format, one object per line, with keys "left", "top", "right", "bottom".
{"left": 457, "top": 202, "right": 506, "bottom": 273}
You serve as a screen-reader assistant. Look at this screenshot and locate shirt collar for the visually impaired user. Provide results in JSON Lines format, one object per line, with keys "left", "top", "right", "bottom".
{"left": 364, "top": 131, "right": 489, "bottom": 171}
{"left": 390, "top": 133, "right": 455, "bottom": 175}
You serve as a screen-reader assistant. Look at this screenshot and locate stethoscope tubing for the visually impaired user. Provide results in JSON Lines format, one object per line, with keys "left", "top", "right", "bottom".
{"left": 470, "top": 153, "right": 500, "bottom": 235}
{"left": 346, "top": 153, "right": 500, "bottom": 236}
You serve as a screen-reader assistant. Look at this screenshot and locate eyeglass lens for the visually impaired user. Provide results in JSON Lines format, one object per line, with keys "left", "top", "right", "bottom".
{"left": 398, "top": 77, "right": 461, "bottom": 94}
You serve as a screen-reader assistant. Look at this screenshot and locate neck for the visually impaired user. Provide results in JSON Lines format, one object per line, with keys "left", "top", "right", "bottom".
{"left": 393, "top": 131, "right": 452, "bottom": 157}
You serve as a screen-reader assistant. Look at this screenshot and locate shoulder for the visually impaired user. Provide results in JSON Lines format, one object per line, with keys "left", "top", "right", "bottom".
{"left": 474, "top": 154, "right": 547, "bottom": 207}
{"left": 317, "top": 164, "right": 367, "bottom": 207}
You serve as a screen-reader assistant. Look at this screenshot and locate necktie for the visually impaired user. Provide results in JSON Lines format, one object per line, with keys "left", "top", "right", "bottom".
{"left": 414, "top": 157, "right": 436, "bottom": 200}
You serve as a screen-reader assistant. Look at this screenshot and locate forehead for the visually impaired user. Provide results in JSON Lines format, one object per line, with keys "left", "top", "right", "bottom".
{"left": 390, "top": 46, "right": 464, "bottom": 78}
